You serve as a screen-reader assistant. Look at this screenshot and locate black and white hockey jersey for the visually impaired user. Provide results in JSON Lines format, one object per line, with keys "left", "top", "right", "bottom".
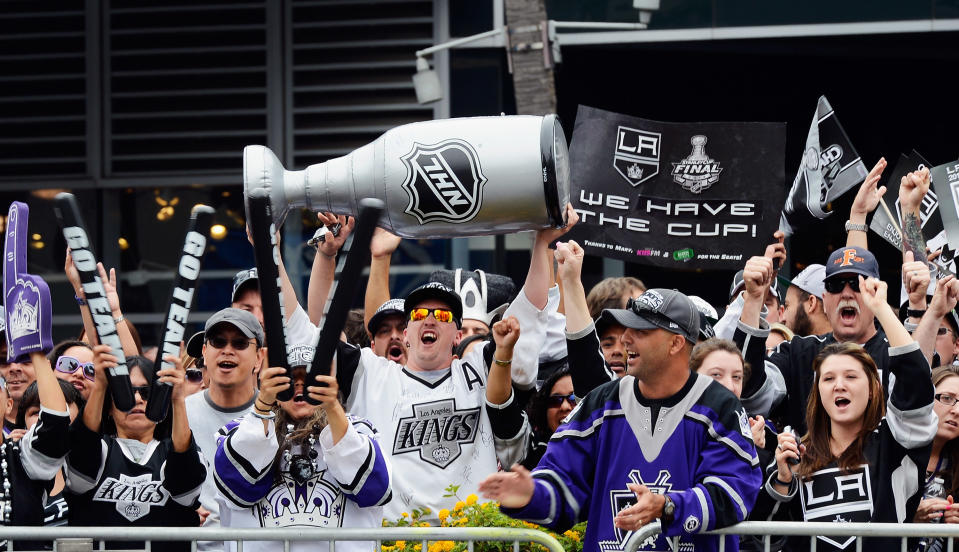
{"left": 751, "top": 342, "right": 935, "bottom": 551}
{"left": 334, "top": 286, "right": 549, "bottom": 519}
{"left": 2, "top": 407, "right": 70, "bottom": 551}
{"left": 64, "top": 420, "right": 206, "bottom": 552}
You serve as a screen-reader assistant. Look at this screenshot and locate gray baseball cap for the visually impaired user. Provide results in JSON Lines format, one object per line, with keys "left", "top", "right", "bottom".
{"left": 599, "top": 289, "right": 700, "bottom": 344}
{"left": 232, "top": 268, "right": 258, "bottom": 303}
{"left": 204, "top": 307, "right": 264, "bottom": 346}
{"left": 790, "top": 264, "right": 826, "bottom": 299}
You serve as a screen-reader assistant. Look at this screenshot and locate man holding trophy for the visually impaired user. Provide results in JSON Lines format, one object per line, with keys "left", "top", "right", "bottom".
{"left": 242, "top": 113, "right": 573, "bottom": 519}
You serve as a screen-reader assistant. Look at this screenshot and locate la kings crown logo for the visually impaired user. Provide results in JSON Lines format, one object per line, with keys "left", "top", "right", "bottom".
{"left": 601, "top": 470, "right": 679, "bottom": 552}
{"left": 401, "top": 139, "right": 487, "bottom": 224}
{"left": 93, "top": 473, "right": 171, "bottom": 522}
{"left": 393, "top": 398, "right": 480, "bottom": 468}
{"left": 613, "top": 126, "right": 661, "bottom": 187}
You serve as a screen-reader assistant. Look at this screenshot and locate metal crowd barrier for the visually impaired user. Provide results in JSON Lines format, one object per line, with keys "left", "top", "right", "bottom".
{"left": 0, "top": 527, "right": 564, "bottom": 552}
{"left": 627, "top": 520, "right": 959, "bottom": 552}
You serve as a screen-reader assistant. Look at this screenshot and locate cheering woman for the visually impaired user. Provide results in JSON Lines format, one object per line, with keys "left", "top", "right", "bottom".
{"left": 64, "top": 350, "right": 205, "bottom": 552}
{"left": 753, "top": 275, "right": 937, "bottom": 551}
{"left": 214, "top": 351, "right": 392, "bottom": 552}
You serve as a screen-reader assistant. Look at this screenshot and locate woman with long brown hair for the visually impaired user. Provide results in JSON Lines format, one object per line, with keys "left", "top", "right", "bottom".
{"left": 752, "top": 275, "right": 936, "bottom": 551}
{"left": 213, "top": 350, "right": 392, "bottom": 552}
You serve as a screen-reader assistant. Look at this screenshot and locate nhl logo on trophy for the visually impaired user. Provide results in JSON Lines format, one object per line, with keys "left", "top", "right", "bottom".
{"left": 613, "top": 125, "right": 660, "bottom": 187}
{"left": 243, "top": 114, "right": 570, "bottom": 239}
{"left": 400, "top": 139, "right": 488, "bottom": 224}
{"left": 671, "top": 135, "right": 723, "bottom": 194}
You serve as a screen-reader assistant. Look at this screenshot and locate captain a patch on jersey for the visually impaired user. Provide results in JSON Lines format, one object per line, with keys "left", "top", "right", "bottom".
{"left": 392, "top": 398, "right": 481, "bottom": 468}
{"left": 799, "top": 464, "right": 873, "bottom": 549}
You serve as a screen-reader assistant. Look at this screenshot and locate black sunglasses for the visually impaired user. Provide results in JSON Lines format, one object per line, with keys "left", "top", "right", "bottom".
{"left": 823, "top": 276, "right": 860, "bottom": 294}
{"left": 185, "top": 368, "right": 203, "bottom": 383}
{"left": 207, "top": 335, "right": 256, "bottom": 351}
{"left": 132, "top": 385, "right": 150, "bottom": 401}
{"left": 546, "top": 393, "right": 577, "bottom": 408}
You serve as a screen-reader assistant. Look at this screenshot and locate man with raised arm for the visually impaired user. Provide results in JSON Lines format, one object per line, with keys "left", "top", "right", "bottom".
{"left": 329, "top": 206, "right": 577, "bottom": 519}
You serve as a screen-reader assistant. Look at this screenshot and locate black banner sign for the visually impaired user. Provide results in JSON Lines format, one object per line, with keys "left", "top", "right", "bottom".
{"left": 565, "top": 105, "right": 786, "bottom": 269}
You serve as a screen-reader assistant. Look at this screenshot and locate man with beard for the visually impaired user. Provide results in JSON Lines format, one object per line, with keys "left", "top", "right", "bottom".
{"left": 367, "top": 299, "right": 407, "bottom": 365}
{"left": 734, "top": 245, "right": 951, "bottom": 435}
{"left": 779, "top": 264, "right": 830, "bottom": 337}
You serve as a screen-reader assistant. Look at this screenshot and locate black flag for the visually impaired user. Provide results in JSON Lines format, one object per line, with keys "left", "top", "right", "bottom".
{"left": 780, "top": 96, "right": 867, "bottom": 236}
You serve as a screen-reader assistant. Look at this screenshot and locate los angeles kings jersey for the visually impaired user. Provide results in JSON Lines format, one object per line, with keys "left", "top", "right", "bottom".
{"left": 503, "top": 372, "right": 762, "bottom": 552}
{"left": 64, "top": 421, "right": 206, "bottom": 552}
{"left": 335, "top": 286, "right": 549, "bottom": 519}
{"left": 751, "top": 342, "right": 936, "bottom": 552}
{"left": 214, "top": 412, "right": 391, "bottom": 552}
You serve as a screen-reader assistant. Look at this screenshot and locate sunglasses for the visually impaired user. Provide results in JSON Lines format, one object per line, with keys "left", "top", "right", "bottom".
{"left": 823, "top": 276, "right": 860, "bottom": 294}
{"left": 185, "top": 368, "right": 203, "bottom": 383}
{"left": 546, "top": 393, "right": 577, "bottom": 408}
{"left": 207, "top": 335, "right": 256, "bottom": 351}
{"left": 56, "top": 356, "right": 96, "bottom": 382}
{"left": 409, "top": 308, "right": 455, "bottom": 324}
{"left": 938, "top": 327, "right": 954, "bottom": 336}
{"left": 132, "top": 385, "right": 150, "bottom": 401}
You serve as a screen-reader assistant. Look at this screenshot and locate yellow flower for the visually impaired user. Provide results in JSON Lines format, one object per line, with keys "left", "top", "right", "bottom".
{"left": 453, "top": 501, "right": 466, "bottom": 512}
{"left": 395, "top": 541, "right": 406, "bottom": 549}
{"left": 414, "top": 545, "right": 422, "bottom": 552}
{"left": 438, "top": 508, "right": 450, "bottom": 521}
{"left": 428, "top": 541, "right": 456, "bottom": 552}
{"left": 563, "top": 530, "right": 581, "bottom": 542}
{"left": 466, "top": 494, "right": 478, "bottom": 505}
{"left": 402, "top": 513, "right": 409, "bottom": 518}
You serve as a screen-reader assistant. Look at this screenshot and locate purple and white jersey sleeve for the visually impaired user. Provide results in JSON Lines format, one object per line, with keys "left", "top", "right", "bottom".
{"left": 213, "top": 414, "right": 277, "bottom": 508}
{"left": 319, "top": 416, "right": 392, "bottom": 508}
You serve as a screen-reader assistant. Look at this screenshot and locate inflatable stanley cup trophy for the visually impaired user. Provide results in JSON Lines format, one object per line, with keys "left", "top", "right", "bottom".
{"left": 244, "top": 115, "right": 570, "bottom": 238}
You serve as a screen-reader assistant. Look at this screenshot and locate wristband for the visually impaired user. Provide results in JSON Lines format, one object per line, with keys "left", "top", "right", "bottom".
{"left": 774, "top": 476, "right": 793, "bottom": 487}
{"left": 493, "top": 358, "right": 512, "bottom": 366}
{"left": 256, "top": 398, "right": 277, "bottom": 411}
{"left": 844, "top": 221, "right": 868, "bottom": 233}
{"left": 906, "top": 308, "right": 927, "bottom": 318}
{"left": 75, "top": 294, "right": 87, "bottom": 306}
{"left": 114, "top": 315, "right": 125, "bottom": 325}
{"left": 251, "top": 410, "right": 275, "bottom": 420}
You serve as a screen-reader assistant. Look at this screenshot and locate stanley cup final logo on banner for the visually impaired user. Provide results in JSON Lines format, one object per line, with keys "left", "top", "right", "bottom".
{"left": 565, "top": 105, "right": 786, "bottom": 269}
{"left": 400, "top": 139, "right": 488, "bottom": 224}
{"left": 780, "top": 96, "right": 868, "bottom": 236}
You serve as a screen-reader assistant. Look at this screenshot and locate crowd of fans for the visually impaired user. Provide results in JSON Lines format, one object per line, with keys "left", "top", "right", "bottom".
{"left": 3, "top": 161, "right": 959, "bottom": 552}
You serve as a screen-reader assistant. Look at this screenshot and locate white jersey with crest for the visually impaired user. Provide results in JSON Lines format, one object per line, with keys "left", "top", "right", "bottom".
{"left": 336, "top": 286, "right": 551, "bottom": 519}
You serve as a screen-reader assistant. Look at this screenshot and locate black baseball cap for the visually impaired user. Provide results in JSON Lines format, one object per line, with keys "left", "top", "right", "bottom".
{"left": 368, "top": 298, "right": 406, "bottom": 335}
{"left": 404, "top": 282, "right": 463, "bottom": 328}
{"left": 599, "top": 289, "right": 700, "bottom": 344}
